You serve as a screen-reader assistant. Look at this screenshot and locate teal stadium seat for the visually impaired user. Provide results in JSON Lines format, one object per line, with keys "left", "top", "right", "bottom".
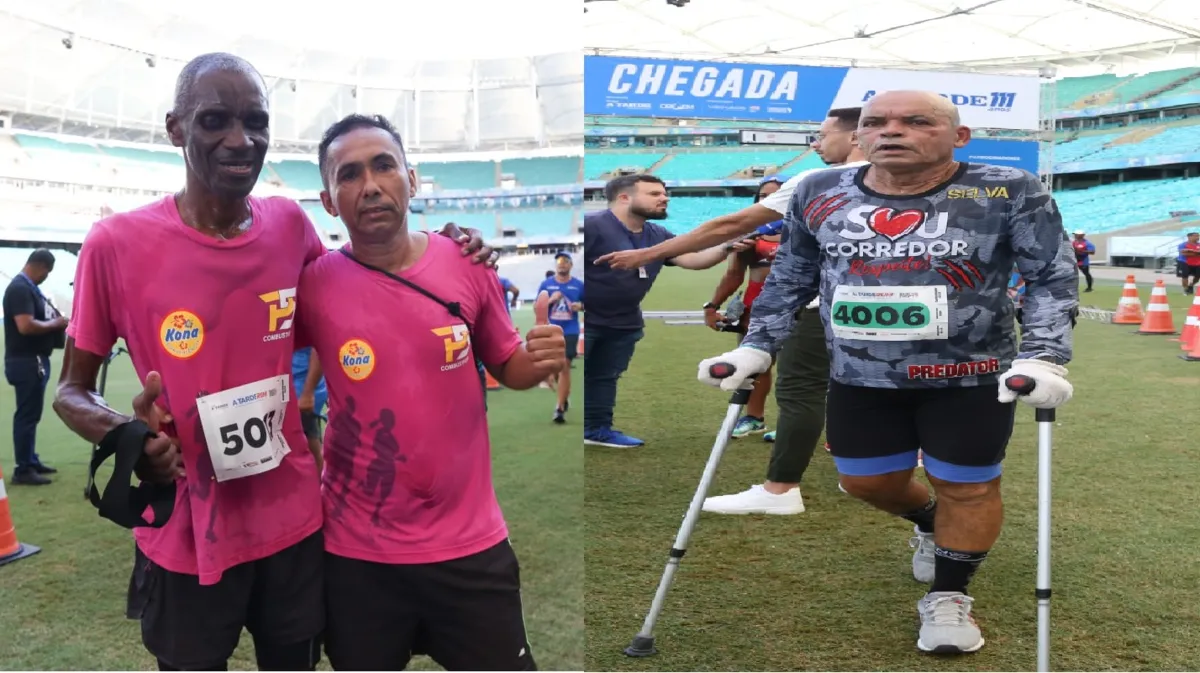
{"left": 501, "top": 157, "right": 581, "bottom": 186}
{"left": 501, "top": 208, "right": 576, "bottom": 237}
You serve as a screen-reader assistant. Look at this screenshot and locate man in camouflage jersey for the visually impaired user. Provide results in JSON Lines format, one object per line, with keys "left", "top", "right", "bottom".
{"left": 698, "top": 91, "right": 1079, "bottom": 654}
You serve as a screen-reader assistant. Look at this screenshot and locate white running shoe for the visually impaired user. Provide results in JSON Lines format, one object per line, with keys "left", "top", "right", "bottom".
{"left": 701, "top": 484, "right": 805, "bottom": 515}
{"left": 917, "top": 591, "right": 985, "bottom": 654}
{"left": 909, "top": 525, "right": 936, "bottom": 583}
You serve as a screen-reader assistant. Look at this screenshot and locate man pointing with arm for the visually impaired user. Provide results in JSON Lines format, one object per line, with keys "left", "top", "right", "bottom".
{"left": 698, "top": 90, "right": 1078, "bottom": 654}
{"left": 599, "top": 108, "right": 871, "bottom": 515}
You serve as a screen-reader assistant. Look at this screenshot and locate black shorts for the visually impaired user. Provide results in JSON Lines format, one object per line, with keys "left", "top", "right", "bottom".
{"left": 324, "top": 539, "right": 535, "bottom": 671}
{"left": 825, "top": 379, "right": 1015, "bottom": 483}
{"left": 126, "top": 530, "right": 325, "bottom": 669}
{"left": 300, "top": 410, "right": 321, "bottom": 439}
{"left": 564, "top": 333, "right": 579, "bottom": 360}
{"left": 1178, "top": 261, "right": 1200, "bottom": 279}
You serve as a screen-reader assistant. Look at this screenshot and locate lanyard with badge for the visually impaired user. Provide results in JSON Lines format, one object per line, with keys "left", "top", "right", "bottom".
{"left": 626, "top": 229, "right": 649, "bottom": 279}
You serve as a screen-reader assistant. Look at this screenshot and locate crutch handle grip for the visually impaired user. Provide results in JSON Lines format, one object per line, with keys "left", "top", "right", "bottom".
{"left": 708, "top": 362, "right": 737, "bottom": 379}
{"left": 1005, "top": 374, "right": 1036, "bottom": 395}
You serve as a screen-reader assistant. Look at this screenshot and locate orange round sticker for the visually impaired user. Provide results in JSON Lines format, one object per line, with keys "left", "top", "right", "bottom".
{"left": 159, "top": 310, "right": 204, "bottom": 359}
{"left": 338, "top": 338, "right": 376, "bottom": 381}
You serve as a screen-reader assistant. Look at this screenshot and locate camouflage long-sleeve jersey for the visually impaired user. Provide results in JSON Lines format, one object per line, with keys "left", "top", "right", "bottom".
{"left": 741, "top": 162, "right": 1079, "bottom": 389}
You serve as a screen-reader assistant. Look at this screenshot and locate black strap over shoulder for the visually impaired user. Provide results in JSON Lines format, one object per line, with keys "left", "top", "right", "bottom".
{"left": 337, "top": 247, "right": 490, "bottom": 403}
{"left": 338, "top": 248, "right": 464, "bottom": 319}
{"left": 86, "top": 419, "right": 176, "bottom": 529}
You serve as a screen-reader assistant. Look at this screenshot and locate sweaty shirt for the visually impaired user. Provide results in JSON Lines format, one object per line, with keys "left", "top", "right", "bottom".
{"left": 295, "top": 233, "right": 523, "bottom": 565}
{"left": 68, "top": 195, "right": 326, "bottom": 585}
{"left": 743, "top": 162, "right": 1078, "bottom": 389}
{"left": 537, "top": 275, "right": 584, "bottom": 335}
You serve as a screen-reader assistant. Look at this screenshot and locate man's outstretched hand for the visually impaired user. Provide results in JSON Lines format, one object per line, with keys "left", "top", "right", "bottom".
{"left": 439, "top": 222, "right": 499, "bottom": 268}
{"left": 594, "top": 248, "right": 654, "bottom": 271}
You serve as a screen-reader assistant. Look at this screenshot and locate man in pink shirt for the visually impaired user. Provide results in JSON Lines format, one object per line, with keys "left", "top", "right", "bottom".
{"left": 294, "top": 114, "right": 566, "bottom": 671}
{"left": 52, "top": 53, "right": 495, "bottom": 672}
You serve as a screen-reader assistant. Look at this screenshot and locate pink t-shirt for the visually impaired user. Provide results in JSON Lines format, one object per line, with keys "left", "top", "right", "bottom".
{"left": 295, "top": 233, "right": 523, "bottom": 565}
{"left": 68, "top": 195, "right": 327, "bottom": 585}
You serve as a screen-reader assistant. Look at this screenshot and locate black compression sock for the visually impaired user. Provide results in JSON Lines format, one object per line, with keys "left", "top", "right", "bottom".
{"left": 930, "top": 547, "right": 990, "bottom": 595}
{"left": 901, "top": 497, "right": 937, "bottom": 534}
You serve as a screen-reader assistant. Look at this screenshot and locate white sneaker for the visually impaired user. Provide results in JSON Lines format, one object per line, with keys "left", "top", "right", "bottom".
{"left": 909, "top": 525, "right": 936, "bottom": 583}
{"left": 917, "top": 591, "right": 985, "bottom": 654}
{"left": 702, "top": 484, "right": 805, "bottom": 515}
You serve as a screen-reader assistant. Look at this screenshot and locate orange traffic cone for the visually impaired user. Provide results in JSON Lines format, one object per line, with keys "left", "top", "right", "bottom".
{"left": 1182, "top": 324, "right": 1200, "bottom": 361}
{"left": 1176, "top": 293, "right": 1200, "bottom": 349}
{"left": 1135, "top": 280, "right": 1176, "bottom": 335}
{"left": 1113, "top": 275, "right": 1144, "bottom": 324}
{"left": 485, "top": 369, "right": 502, "bottom": 390}
{"left": 0, "top": 462, "right": 41, "bottom": 568}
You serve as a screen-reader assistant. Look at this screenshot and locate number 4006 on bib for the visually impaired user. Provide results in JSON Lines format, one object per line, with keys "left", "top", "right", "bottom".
{"left": 829, "top": 285, "right": 950, "bottom": 342}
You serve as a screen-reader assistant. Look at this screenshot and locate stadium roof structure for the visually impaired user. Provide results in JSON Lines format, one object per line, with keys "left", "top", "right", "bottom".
{"left": 0, "top": 0, "right": 582, "bottom": 153}
{"left": 584, "top": 0, "right": 1200, "bottom": 77}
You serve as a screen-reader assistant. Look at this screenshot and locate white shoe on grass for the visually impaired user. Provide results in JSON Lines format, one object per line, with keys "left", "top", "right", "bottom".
{"left": 702, "top": 484, "right": 804, "bottom": 515}
{"left": 917, "top": 591, "right": 985, "bottom": 654}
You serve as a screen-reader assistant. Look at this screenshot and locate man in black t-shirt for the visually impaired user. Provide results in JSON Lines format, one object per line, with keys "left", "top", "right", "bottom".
{"left": 3, "top": 249, "right": 68, "bottom": 485}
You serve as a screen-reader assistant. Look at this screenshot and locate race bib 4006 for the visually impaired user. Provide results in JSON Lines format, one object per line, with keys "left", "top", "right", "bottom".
{"left": 829, "top": 285, "right": 949, "bottom": 342}
{"left": 197, "top": 375, "right": 292, "bottom": 482}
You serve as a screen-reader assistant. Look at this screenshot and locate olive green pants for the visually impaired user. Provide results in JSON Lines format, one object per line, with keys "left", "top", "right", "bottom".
{"left": 766, "top": 306, "right": 829, "bottom": 484}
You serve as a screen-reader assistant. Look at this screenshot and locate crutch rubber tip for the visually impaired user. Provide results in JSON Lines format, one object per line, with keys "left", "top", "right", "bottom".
{"left": 623, "top": 636, "right": 657, "bottom": 657}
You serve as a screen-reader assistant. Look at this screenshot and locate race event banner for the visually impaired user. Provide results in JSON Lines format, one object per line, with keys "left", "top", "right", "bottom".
{"left": 585, "top": 56, "right": 1042, "bottom": 131}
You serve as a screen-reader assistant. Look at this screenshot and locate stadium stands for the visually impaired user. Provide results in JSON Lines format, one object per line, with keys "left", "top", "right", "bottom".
{"left": 1057, "top": 125, "right": 1200, "bottom": 163}
{"left": 584, "top": 152, "right": 665, "bottom": 180}
{"left": 1054, "top": 177, "right": 1200, "bottom": 234}
{"left": 1050, "top": 68, "right": 1200, "bottom": 109}
{"left": 1, "top": 133, "right": 583, "bottom": 194}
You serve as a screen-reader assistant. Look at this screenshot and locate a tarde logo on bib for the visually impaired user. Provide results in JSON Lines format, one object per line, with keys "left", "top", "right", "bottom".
{"left": 339, "top": 339, "right": 376, "bottom": 381}
{"left": 160, "top": 310, "right": 204, "bottom": 359}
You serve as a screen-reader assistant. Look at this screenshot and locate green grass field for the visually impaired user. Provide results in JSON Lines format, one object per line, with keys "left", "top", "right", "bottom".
{"left": 0, "top": 307, "right": 583, "bottom": 671}
{"left": 585, "top": 268, "right": 1200, "bottom": 672}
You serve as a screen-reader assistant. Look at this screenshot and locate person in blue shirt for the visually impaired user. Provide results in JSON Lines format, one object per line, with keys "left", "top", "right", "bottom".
{"left": 1008, "top": 266, "right": 1026, "bottom": 325}
{"left": 293, "top": 346, "right": 328, "bottom": 472}
{"left": 498, "top": 276, "right": 519, "bottom": 311}
{"left": 582, "top": 174, "right": 733, "bottom": 448}
{"left": 538, "top": 251, "right": 585, "bottom": 424}
{"left": 1070, "top": 230, "right": 1095, "bottom": 293}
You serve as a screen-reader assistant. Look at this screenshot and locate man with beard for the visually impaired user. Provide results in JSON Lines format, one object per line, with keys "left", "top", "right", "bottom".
{"left": 582, "top": 174, "right": 730, "bottom": 448}
{"left": 53, "top": 52, "right": 495, "bottom": 671}
{"left": 698, "top": 90, "right": 1078, "bottom": 654}
{"left": 595, "top": 108, "right": 868, "bottom": 514}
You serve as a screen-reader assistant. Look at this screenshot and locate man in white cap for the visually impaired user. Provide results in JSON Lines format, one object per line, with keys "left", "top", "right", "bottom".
{"left": 1070, "top": 230, "right": 1095, "bottom": 293}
